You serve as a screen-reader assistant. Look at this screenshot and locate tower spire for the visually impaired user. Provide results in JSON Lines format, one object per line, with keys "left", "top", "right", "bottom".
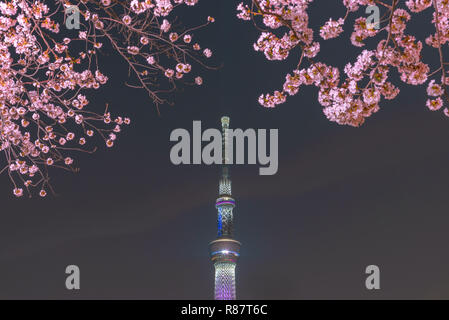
{"left": 209, "top": 116, "right": 241, "bottom": 300}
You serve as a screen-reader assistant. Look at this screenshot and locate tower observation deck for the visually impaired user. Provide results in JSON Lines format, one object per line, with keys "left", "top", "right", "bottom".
{"left": 209, "top": 116, "right": 241, "bottom": 300}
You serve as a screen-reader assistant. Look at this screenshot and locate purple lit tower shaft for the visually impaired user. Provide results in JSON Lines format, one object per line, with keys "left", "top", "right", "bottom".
{"left": 209, "top": 116, "right": 241, "bottom": 300}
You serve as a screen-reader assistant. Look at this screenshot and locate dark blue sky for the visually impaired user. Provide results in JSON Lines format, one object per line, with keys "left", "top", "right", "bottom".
{"left": 1, "top": 1, "right": 449, "bottom": 299}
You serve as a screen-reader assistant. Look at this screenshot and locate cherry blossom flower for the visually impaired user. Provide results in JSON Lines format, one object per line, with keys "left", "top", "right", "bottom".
{"left": 161, "top": 19, "right": 171, "bottom": 32}
{"left": 169, "top": 32, "right": 179, "bottom": 42}
{"left": 426, "top": 97, "right": 443, "bottom": 110}
{"left": 320, "top": 18, "right": 345, "bottom": 40}
{"left": 13, "top": 188, "right": 23, "bottom": 197}
{"left": 127, "top": 46, "right": 140, "bottom": 55}
{"left": 184, "top": 34, "right": 192, "bottom": 43}
{"left": 147, "top": 56, "right": 156, "bottom": 65}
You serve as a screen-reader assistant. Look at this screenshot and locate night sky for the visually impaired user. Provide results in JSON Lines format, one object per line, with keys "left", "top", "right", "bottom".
{"left": 1, "top": 1, "right": 449, "bottom": 299}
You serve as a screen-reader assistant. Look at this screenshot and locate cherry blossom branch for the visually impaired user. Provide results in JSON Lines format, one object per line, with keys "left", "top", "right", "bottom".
{"left": 431, "top": 0, "right": 448, "bottom": 99}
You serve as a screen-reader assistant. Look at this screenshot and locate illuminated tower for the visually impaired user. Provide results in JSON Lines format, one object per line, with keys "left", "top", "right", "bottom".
{"left": 209, "top": 116, "right": 241, "bottom": 300}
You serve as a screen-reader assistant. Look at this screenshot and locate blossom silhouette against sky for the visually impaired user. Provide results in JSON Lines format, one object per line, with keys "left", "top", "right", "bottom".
{"left": 238, "top": 0, "right": 449, "bottom": 126}
{"left": 0, "top": 0, "right": 213, "bottom": 197}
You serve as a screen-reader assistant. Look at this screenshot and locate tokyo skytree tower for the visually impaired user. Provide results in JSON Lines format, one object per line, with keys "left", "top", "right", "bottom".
{"left": 209, "top": 116, "right": 241, "bottom": 300}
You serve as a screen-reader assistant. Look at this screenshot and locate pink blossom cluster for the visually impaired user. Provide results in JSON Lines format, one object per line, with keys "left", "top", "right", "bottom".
{"left": 238, "top": 0, "right": 449, "bottom": 126}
